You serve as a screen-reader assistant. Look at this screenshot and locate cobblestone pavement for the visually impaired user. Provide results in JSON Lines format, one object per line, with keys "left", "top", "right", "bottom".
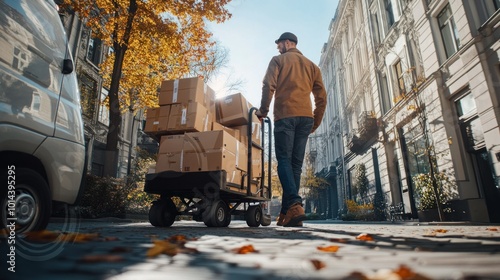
{"left": 2, "top": 219, "right": 500, "bottom": 280}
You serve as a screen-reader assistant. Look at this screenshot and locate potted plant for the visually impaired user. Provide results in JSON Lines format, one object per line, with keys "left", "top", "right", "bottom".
{"left": 412, "top": 172, "right": 454, "bottom": 222}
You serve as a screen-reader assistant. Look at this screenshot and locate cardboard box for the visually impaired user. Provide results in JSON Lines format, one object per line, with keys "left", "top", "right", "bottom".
{"left": 155, "top": 135, "right": 185, "bottom": 173}
{"left": 211, "top": 122, "right": 240, "bottom": 140}
{"left": 182, "top": 130, "right": 246, "bottom": 171}
{"left": 158, "top": 135, "right": 184, "bottom": 154}
{"left": 167, "top": 102, "right": 211, "bottom": 133}
{"left": 251, "top": 146, "right": 262, "bottom": 178}
{"left": 183, "top": 130, "right": 236, "bottom": 153}
{"left": 238, "top": 143, "right": 262, "bottom": 178}
{"left": 182, "top": 149, "right": 236, "bottom": 172}
{"left": 227, "top": 179, "right": 266, "bottom": 197}
{"left": 226, "top": 169, "right": 245, "bottom": 185}
{"left": 160, "top": 77, "right": 204, "bottom": 91}
{"left": 159, "top": 77, "right": 216, "bottom": 114}
{"left": 216, "top": 92, "right": 255, "bottom": 127}
{"left": 156, "top": 153, "right": 183, "bottom": 173}
{"left": 233, "top": 114, "right": 261, "bottom": 145}
{"left": 144, "top": 105, "right": 170, "bottom": 133}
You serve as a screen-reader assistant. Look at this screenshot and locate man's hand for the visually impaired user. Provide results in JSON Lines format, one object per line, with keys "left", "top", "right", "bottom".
{"left": 255, "top": 110, "right": 266, "bottom": 121}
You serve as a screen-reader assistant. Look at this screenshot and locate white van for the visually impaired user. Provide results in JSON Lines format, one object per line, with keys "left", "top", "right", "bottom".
{"left": 0, "top": 0, "right": 86, "bottom": 232}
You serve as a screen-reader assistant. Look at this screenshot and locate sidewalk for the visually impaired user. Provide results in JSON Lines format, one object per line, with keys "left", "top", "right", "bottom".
{"left": 2, "top": 220, "right": 500, "bottom": 279}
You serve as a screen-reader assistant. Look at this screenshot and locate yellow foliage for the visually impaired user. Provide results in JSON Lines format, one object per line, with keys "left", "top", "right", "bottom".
{"left": 68, "top": 0, "right": 232, "bottom": 112}
{"left": 345, "top": 199, "right": 375, "bottom": 221}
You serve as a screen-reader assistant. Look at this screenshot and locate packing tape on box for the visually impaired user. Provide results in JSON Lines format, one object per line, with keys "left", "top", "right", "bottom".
{"left": 252, "top": 122, "right": 261, "bottom": 140}
{"left": 235, "top": 139, "right": 240, "bottom": 169}
{"left": 181, "top": 107, "right": 187, "bottom": 125}
{"left": 172, "top": 79, "right": 179, "bottom": 103}
{"left": 203, "top": 112, "right": 209, "bottom": 131}
{"left": 180, "top": 150, "right": 184, "bottom": 172}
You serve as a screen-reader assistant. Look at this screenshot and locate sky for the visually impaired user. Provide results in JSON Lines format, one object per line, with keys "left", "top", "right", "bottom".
{"left": 206, "top": 0, "right": 339, "bottom": 108}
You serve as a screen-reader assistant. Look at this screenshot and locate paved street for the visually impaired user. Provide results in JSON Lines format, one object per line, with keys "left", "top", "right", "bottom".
{"left": 2, "top": 218, "right": 500, "bottom": 280}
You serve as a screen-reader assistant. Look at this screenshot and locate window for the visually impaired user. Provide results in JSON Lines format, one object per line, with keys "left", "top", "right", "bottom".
{"left": 98, "top": 88, "right": 110, "bottom": 125}
{"left": 402, "top": 125, "right": 432, "bottom": 177}
{"left": 87, "top": 36, "right": 102, "bottom": 65}
{"left": 371, "top": 10, "right": 382, "bottom": 44}
{"left": 456, "top": 93, "right": 476, "bottom": 116}
{"left": 385, "top": 0, "right": 395, "bottom": 28}
{"left": 79, "top": 73, "right": 98, "bottom": 118}
{"left": 485, "top": 0, "right": 500, "bottom": 18}
{"left": 378, "top": 72, "right": 392, "bottom": 114}
{"left": 438, "top": 4, "right": 460, "bottom": 59}
{"left": 476, "top": 0, "right": 500, "bottom": 26}
{"left": 31, "top": 93, "right": 41, "bottom": 112}
{"left": 394, "top": 59, "right": 406, "bottom": 96}
{"left": 456, "top": 93, "right": 485, "bottom": 150}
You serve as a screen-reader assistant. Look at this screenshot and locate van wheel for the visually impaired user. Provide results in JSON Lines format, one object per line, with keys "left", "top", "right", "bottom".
{"left": 1, "top": 168, "right": 51, "bottom": 233}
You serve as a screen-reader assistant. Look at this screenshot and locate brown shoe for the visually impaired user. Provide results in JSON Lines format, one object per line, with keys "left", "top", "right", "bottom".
{"left": 276, "top": 213, "right": 285, "bottom": 226}
{"left": 282, "top": 203, "right": 306, "bottom": 227}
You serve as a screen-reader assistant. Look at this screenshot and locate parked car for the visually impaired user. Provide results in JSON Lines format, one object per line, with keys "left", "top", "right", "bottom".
{"left": 0, "top": 0, "right": 86, "bottom": 233}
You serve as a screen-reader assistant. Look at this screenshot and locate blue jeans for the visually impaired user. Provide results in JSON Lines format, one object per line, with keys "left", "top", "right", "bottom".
{"left": 274, "top": 117, "right": 314, "bottom": 215}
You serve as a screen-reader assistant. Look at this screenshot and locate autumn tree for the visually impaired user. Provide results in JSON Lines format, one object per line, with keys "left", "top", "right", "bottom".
{"left": 68, "top": 0, "right": 232, "bottom": 177}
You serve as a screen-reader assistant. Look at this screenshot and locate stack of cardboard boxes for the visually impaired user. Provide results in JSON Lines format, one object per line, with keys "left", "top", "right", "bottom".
{"left": 144, "top": 77, "right": 263, "bottom": 195}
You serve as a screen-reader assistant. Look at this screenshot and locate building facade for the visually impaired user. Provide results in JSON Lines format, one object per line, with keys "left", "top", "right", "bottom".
{"left": 312, "top": 0, "right": 500, "bottom": 222}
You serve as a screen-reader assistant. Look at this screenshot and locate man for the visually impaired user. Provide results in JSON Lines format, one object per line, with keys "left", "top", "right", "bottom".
{"left": 256, "top": 32, "right": 327, "bottom": 227}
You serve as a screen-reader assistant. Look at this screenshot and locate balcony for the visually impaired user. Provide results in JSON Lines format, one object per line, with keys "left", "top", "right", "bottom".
{"left": 358, "top": 111, "right": 378, "bottom": 141}
{"left": 347, "top": 131, "right": 363, "bottom": 154}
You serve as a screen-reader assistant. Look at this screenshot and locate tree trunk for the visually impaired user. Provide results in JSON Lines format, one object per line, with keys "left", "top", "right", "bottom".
{"left": 103, "top": 46, "right": 125, "bottom": 177}
{"left": 102, "top": 0, "right": 138, "bottom": 177}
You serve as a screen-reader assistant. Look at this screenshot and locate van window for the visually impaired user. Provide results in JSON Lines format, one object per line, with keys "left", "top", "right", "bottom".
{"left": 2, "top": 0, "right": 67, "bottom": 57}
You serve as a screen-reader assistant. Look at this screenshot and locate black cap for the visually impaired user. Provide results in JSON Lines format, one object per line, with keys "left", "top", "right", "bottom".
{"left": 275, "top": 32, "right": 298, "bottom": 44}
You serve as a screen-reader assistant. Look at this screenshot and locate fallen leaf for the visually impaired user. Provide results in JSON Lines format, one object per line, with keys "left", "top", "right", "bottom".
{"left": 167, "top": 234, "right": 187, "bottom": 243}
{"left": 346, "top": 271, "right": 369, "bottom": 280}
{"left": 433, "top": 229, "right": 448, "bottom": 233}
{"left": 81, "top": 254, "right": 124, "bottom": 263}
{"left": 317, "top": 245, "right": 340, "bottom": 253}
{"left": 104, "top": 236, "right": 120, "bottom": 241}
{"left": 146, "top": 235, "right": 199, "bottom": 258}
{"left": 394, "top": 265, "right": 416, "bottom": 278}
{"left": 394, "top": 265, "right": 432, "bottom": 280}
{"left": 486, "top": 228, "right": 498, "bottom": 231}
{"left": 356, "top": 233, "right": 374, "bottom": 241}
{"left": 370, "top": 265, "right": 432, "bottom": 280}
{"left": 24, "top": 230, "right": 60, "bottom": 242}
{"left": 310, "top": 259, "right": 326, "bottom": 270}
{"left": 0, "top": 228, "right": 9, "bottom": 237}
{"left": 63, "top": 232, "right": 100, "bottom": 243}
{"left": 233, "top": 245, "right": 258, "bottom": 254}
{"left": 147, "top": 240, "right": 179, "bottom": 258}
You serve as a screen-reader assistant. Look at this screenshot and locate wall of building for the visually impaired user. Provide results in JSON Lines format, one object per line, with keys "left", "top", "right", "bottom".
{"left": 313, "top": 0, "right": 500, "bottom": 222}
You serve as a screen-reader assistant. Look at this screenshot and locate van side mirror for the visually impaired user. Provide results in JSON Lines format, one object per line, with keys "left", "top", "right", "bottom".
{"left": 62, "top": 59, "right": 74, "bottom": 74}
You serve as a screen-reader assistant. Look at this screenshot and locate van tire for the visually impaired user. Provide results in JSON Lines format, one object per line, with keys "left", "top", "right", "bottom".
{"left": 1, "top": 168, "right": 52, "bottom": 233}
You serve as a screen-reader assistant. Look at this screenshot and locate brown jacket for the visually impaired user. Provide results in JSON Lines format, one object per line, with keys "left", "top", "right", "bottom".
{"left": 260, "top": 48, "right": 327, "bottom": 132}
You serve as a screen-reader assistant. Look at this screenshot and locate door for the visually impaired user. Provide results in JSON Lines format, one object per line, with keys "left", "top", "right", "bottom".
{"left": 456, "top": 92, "right": 500, "bottom": 222}
{"left": 472, "top": 149, "right": 500, "bottom": 222}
